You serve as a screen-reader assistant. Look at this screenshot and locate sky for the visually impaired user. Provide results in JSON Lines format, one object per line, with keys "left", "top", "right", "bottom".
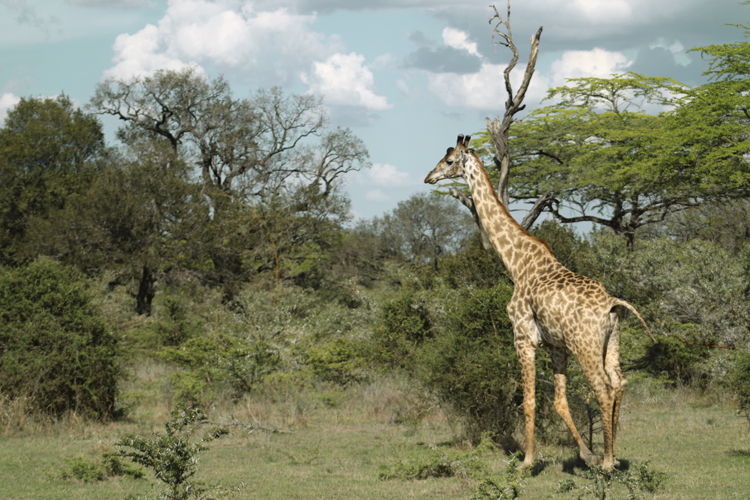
{"left": 0, "top": 0, "right": 747, "bottom": 222}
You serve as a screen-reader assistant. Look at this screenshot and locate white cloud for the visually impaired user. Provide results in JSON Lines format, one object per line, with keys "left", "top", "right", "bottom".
{"left": 0, "top": 92, "right": 21, "bottom": 125}
{"left": 573, "top": 0, "right": 632, "bottom": 23}
{"left": 350, "top": 163, "right": 421, "bottom": 192}
{"left": 549, "top": 48, "right": 632, "bottom": 86}
{"left": 427, "top": 62, "right": 550, "bottom": 110}
{"left": 441, "top": 27, "right": 479, "bottom": 56}
{"left": 365, "top": 189, "right": 391, "bottom": 202}
{"left": 302, "top": 52, "right": 392, "bottom": 110}
{"left": 103, "top": 0, "right": 341, "bottom": 82}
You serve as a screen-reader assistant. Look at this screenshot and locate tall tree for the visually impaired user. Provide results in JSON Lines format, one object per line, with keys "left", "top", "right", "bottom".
{"left": 0, "top": 95, "right": 105, "bottom": 264}
{"left": 26, "top": 138, "right": 211, "bottom": 315}
{"left": 90, "top": 67, "right": 369, "bottom": 212}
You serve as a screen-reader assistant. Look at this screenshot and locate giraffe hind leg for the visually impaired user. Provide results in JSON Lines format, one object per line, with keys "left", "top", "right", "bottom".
{"left": 604, "top": 312, "right": 627, "bottom": 463}
{"left": 549, "top": 347, "right": 598, "bottom": 465}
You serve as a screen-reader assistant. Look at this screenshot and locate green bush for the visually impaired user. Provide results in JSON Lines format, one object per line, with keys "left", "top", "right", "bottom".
{"left": 0, "top": 259, "right": 120, "bottom": 418}
{"left": 305, "top": 337, "right": 369, "bottom": 385}
{"left": 417, "top": 284, "right": 522, "bottom": 442}
{"left": 372, "top": 291, "right": 432, "bottom": 368}
{"left": 730, "top": 349, "right": 750, "bottom": 427}
{"left": 646, "top": 327, "right": 712, "bottom": 387}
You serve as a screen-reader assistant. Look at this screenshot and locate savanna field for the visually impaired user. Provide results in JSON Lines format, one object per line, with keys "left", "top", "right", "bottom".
{"left": 2, "top": 30, "right": 750, "bottom": 499}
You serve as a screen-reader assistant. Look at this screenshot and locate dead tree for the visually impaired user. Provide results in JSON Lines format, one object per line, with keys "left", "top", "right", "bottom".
{"left": 450, "top": 1, "right": 548, "bottom": 244}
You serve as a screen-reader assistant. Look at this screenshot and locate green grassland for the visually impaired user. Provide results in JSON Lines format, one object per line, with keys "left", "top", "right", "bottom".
{"left": 1, "top": 369, "right": 748, "bottom": 500}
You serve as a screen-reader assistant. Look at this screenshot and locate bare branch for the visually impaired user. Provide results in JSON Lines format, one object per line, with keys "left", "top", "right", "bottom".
{"left": 520, "top": 191, "right": 554, "bottom": 230}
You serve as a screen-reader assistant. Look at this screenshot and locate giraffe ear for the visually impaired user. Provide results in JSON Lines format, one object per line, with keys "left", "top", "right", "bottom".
{"left": 446, "top": 147, "right": 454, "bottom": 155}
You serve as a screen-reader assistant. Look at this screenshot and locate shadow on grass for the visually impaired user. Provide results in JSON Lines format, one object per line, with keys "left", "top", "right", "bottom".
{"left": 561, "top": 456, "right": 632, "bottom": 475}
{"left": 727, "top": 449, "right": 750, "bottom": 458}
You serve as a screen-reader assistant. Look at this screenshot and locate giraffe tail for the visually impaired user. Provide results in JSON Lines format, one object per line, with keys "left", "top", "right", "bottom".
{"left": 612, "top": 299, "right": 662, "bottom": 371}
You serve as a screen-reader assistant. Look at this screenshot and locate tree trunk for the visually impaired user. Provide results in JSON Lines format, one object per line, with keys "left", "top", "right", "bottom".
{"left": 135, "top": 265, "right": 156, "bottom": 316}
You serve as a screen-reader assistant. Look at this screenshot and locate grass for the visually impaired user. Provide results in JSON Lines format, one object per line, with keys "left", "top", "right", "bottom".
{"left": 1, "top": 367, "right": 749, "bottom": 499}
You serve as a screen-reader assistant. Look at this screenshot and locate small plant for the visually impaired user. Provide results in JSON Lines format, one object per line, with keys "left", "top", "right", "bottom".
{"left": 558, "top": 461, "right": 666, "bottom": 500}
{"left": 117, "top": 405, "right": 241, "bottom": 500}
{"left": 471, "top": 452, "right": 528, "bottom": 500}
{"left": 379, "top": 442, "right": 488, "bottom": 482}
{"left": 57, "top": 450, "right": 144, "bottom": 483}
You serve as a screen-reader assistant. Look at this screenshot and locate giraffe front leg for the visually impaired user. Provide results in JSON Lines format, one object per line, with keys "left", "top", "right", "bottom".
{"left": 515, "top": 340, "right": 537, "bottom": 468}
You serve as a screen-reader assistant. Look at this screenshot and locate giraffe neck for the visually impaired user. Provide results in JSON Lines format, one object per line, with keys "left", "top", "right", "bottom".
{"left": 463, "top": 155, "right": 548, "bottom": 282}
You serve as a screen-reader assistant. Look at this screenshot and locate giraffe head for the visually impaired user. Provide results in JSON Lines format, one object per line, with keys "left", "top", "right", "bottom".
{"left": 424, "top": 134, "right": 473, "bottom": 184}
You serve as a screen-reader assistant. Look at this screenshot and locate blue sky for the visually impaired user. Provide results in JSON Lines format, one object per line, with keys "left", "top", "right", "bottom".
{"left": 1, "top": 0, "right": 746, "bottom": 222}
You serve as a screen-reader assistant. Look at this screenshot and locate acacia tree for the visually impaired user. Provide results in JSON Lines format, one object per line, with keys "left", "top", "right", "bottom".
{"left": 472, "top": 27, "right": 750, "bottom": 248}
{"left": 481, "top": 73, "right": 697, "bottom": 249}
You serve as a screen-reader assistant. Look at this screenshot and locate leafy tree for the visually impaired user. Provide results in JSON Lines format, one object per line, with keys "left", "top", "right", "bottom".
{"left": 0, "top": 95, "right": 105, "bottom": 264}
{"left": 25, "top": 138, "right": 211, "bottom": 314}
{"left": 473, "top": 60, "right": 750, "bottom": 248}
{"left": 90, "top": 67, "right": 369, "bottom": 211}
{"left": 90, "top": 68, "right": 370, "bottom": 294}
{"left": 0, "top": 259, "right": 120, "bottom": 418}
{"left": 370, "top": 192, "right": 475, "bottom": 269}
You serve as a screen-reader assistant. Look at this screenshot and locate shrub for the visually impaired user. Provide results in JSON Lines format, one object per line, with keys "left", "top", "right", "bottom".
{"left": 418, "top": 284, "right": 522, "bottom": 442}
{"left": 162, "top": 332, "right": 280, "bottom": 405}
{"left": 305, "top": 337, "right": 369, "bottom": 385}
{"left": 0, "top": 259, "right": 120, "bottom": 418}
{"left": 117, "top": 405, "right": 240, "bottom": 500}
{"left": 372, "top": 291, "right": 432, "bottom": 368}
{"left": 58, "top": 451, "right": 144, "bottom": 483}
{"left": 730, "top": 349, "right": 750, "bottom": 428}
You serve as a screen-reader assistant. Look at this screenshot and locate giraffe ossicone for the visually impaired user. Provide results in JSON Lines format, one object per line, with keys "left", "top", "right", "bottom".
{"left": 425, "top": 134, "right": 658, "bottom": 469}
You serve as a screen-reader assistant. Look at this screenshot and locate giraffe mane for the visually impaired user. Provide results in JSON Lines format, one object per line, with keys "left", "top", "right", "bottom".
{"left": 466, "top": 146, "right": 555, "bottom": 256}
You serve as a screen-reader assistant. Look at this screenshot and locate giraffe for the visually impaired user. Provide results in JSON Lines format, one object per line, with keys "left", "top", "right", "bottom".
{"left": 424, "top": 134, "right": 657, "bottom": 469}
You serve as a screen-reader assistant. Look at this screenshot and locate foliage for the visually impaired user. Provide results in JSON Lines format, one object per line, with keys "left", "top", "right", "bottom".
{"left": 558, "top": 461, "right": 667, "bottom": 500}
{"left": 437, "top": 234, "right": 511, "bottom": 289}
{"left": 162, "top": 331, "right": 280, "bottom": 405}
{"left": 372, "top": 291, "right": 432, "bottom": 369}
{"left": 0, "top": 259, "right": 120, "bottom": 418}
{"left": 0, "top": 94, "right": 105, "bottom": 265}
{"left": 729, "top": 349, "right": 750, "bottom": 428}
{"left": 58, "top": 451, "right": 144, "bottom": 483}
{"left": 24, "top": 138, "right": 212, "bottom": 314}
{"left": 305, "top": 337, "right": 370, "bottom": 385}
{"left": 368, "top": 191, "right": 475, "bottom": 269}
{"left": 417, "top": 284, "right": 521, "bottom": 442}
{"left": 472, "top": 66, "right": 750, "bottom": 246}
{"left": 471, "top": 452, "right": 528, "bottom": 500}
{"left": 117, "top": 406, "right": 240, "bottom": 500}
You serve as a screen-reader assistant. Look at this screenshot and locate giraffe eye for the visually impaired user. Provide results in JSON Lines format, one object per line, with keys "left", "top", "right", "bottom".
{"left": 446, "top": 160, "right": 454, "bottom": 166}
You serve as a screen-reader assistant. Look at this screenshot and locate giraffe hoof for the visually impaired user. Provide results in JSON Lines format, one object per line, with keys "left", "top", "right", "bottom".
{"left": 582, "top": 453, "right": 603, "bottom": 466}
